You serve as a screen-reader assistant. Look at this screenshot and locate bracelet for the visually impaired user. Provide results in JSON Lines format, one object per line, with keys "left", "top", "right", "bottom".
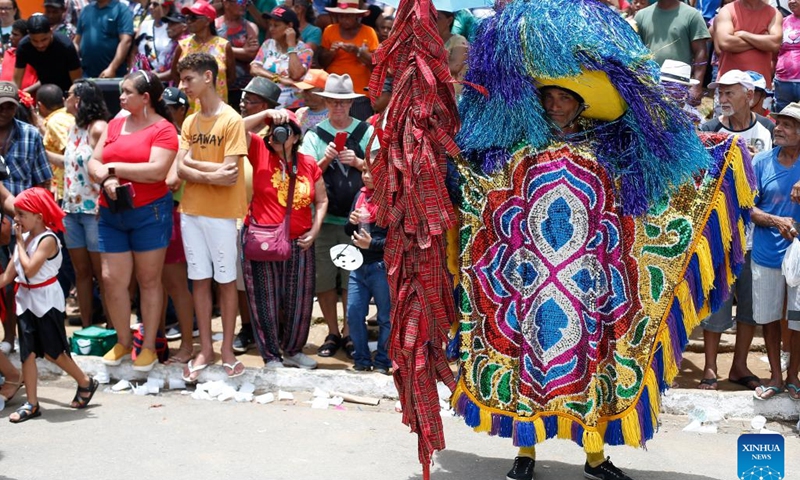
{"left": 287, "top": 47, "right": 297, "bottom": 54}
{"left": 100, "top": 175, "right": 117, "bottom": 188}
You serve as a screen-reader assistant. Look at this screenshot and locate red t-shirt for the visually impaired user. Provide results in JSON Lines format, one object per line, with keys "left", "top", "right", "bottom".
{"left": 246, "top": 133, "right": 321, "bottom": 239}
{"left": 100, "top": 117, "right": 178, "bottom": 208}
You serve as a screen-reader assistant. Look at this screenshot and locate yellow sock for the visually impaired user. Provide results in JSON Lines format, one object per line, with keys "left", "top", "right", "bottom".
{"left": 517, "top": 446, "right": 536, "bottom": 460}
{"left": 586, "top": 450, "right": 606, "bottom": 468}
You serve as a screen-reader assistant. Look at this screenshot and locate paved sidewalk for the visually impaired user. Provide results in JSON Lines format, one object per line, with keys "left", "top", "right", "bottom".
{"left": 4, "top": 302, "right": 799, "bottom": 422}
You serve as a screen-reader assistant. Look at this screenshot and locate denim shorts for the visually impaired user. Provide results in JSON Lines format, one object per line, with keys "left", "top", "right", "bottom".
{"left": 773, "top": 78, "right": 800, "bottom": 113}
{"left": 98, "top": 192, "right": 173, "bottom": 253}
{"left": 63, "top": 213, "right": 101, "bottom": 252}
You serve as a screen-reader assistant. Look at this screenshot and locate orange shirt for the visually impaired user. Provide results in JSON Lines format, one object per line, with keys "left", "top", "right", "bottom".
{"left": 321, "top": 24, "right": 379, "bottom": 93}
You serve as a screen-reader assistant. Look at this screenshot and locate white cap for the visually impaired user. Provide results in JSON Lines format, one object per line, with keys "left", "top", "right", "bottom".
{"left": 660, "top": 59, "right": 700, "bottom": 86}
{"left": 708, "top": 69, "right": 755, "bottom": 91}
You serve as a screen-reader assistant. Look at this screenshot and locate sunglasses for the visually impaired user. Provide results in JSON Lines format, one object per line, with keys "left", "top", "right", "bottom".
{"left": 186, "top": 14, "right": 203, "bottom": 22}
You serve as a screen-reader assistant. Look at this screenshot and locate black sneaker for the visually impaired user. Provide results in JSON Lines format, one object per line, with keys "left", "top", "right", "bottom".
{"left": 584, "top": 457, "right": 633, "bottom": 480}
{"left": 232, "top": 327, "right": 254, "bottom": 354}
{"left": 506, "top": 456, "right": 534, "bottom": 480}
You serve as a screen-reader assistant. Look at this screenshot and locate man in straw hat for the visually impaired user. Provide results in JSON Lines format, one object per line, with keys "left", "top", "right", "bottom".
{"left": 299, "top": 72, "right": 378, "bottom": 363}
{"left": 748, "top": 102, "right": 800, "bottom": 401}
{"left": 318, "top": 0, "right": 378, "bottom": 120}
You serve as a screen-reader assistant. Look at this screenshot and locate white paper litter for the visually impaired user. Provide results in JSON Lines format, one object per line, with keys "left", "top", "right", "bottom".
{"left": 682, "top": 420, "right": 717, "bottom": 434}
{"left": 111, "top": 380, "right": 131, "bottom": 391}
{"left": 751, "top": 416, "right": 767, "bottom": 431}
{"left": 311, "top": 397, "right": 330, "bottom": 409}
{"left": 278, "top": 390, "right": 293, "bottom": 400}
{"left": 239, "top": 382, "right": 255, "bottom": 394}
{"left": 218, "top": 390, "right": 236, "bottom": 402}
{"left": 191, "top": 390, "right": 213, "bottom": 401}
{"left": 235, "top": 392, "right": 254, "bottom": 403}
{"left": 212, "top": 333, "right": 224, "bottom": 341}
{"left": 255, "top": 392, "right": 275, "bottom": 404}
{"left": 328, "top": 396, "right": 344, "bottom": 407}
{"left": 131, "top": 383, "right": 150, "bottom": 396}
{"left": 168, "top": 378, "right": 186, "bottom": 390}
{"left": 312, "top": 387, "right": 329, "bottom": 398}
{"left": 94, "top": 368, "right": 110, "bottom": 384}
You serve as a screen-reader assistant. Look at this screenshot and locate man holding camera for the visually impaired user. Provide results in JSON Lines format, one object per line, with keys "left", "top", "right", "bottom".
{"left": 299, "top": 73, "right": 377, "bottom": 361}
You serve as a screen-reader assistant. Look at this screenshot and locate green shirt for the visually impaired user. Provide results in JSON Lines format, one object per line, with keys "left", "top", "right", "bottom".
{"left": 635, "top": 2, "right": 710, "bottom": 66}
{"left": 300, "top": 117, "right": 379, "bottom": 224}
{"left": 247, "top": 0, "right": 278, "bottom": 44}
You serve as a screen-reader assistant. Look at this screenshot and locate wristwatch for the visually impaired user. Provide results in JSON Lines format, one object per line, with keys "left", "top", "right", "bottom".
{"left": 108, "top": 167, "right": 116, "bottom": 177}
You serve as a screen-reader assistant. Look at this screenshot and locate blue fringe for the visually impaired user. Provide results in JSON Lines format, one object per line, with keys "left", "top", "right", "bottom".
{"left": 605, "top": 419, "right": 624, "bottom": 446}
{"left": 514, "top": 420, "right": 535, "bottom": 447}
{"left": 464, "top": 398, "right": 481, "bottom": 428}
{"left": 572, "top": 422, "right": 585, "bottom": 447}
{"left": 640, "top": 387, "right": 656, "bottom": 441}
{"left": 500, "top": 415, "right": 514, "bottom": 438}
{"left": 544, "top": 416, "right": 558, "bottom": 439}
{"left": 685, "top": 254, "right": 704, "bottom": 309}
{"left": 652, "top": 347, "right": 667, "bottom": 392}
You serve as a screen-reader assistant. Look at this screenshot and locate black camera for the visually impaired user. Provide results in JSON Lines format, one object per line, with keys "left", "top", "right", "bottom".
{"left": 271, "top": 124, "right": 292, "bottom": 144}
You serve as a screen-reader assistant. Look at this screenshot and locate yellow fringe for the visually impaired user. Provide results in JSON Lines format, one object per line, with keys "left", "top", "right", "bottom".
{"left": 583, "top": 430, "right": 604, "bottom": 454}
{"left": 694, "top": 236, "right": 714, "bottom": 300}
{"left": 729, "top": 136, "right": 756, "bottom": 207}
{"left": 644, "top": 372, "right": 661, "bottom": 427}
{"left": 715, "top": 195, "right": 732, "bottom": 246}
{"left": 674, "top": 282, "right": 700, "bottom": 339}
{"left": 476, "top": 407, "right": 493, "bottom": 433}
{"left": 621, "top": 411, "right": 642, "bottom": 447}
{"left": 658, "top": 326, "right": 678, "bottom": 382}
{"left": 557, "top": 416, "right": 573, "bottom": 440}
{"left": 533, "top": 417, "right": 547, "bottom": 443}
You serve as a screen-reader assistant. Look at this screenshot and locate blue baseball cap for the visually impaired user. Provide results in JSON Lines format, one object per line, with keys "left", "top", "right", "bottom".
{"left": 746, "top": 71, "right": 774, "bottom": 97}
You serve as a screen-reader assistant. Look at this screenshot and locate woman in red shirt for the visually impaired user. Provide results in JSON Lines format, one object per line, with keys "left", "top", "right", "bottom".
{"left": 242, "top": 109, "right": 327, "bottom": 370}
{"left": 87, "top": 71, "right": 178, "bottom": 373}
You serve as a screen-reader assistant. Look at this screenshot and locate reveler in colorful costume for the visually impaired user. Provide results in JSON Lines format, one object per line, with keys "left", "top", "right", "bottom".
{"left": 369, "top": 0, "right": 757, "bottom": 479}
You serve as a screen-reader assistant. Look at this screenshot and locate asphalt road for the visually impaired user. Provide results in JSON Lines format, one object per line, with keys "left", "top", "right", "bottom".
{"left": 1, "top": 377, "right": 799, "bottom": 480}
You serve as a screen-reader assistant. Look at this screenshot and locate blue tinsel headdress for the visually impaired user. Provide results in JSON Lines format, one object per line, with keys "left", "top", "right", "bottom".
{"left": 456, "top": 0, "right": 711, "bottom": 216}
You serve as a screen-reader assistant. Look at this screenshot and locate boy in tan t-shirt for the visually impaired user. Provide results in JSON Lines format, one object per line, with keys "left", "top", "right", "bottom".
{"left": 176, "top": 52, "right": 248, "bottom": 381}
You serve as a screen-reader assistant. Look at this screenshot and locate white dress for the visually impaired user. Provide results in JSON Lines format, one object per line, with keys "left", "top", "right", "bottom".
{"left": 14, "top": 230, "right": 65, "bottom": 317}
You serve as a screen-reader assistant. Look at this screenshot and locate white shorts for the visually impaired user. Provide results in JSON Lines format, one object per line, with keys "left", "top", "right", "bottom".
{"left": 751, "top": 262, "right": 800, "bottom": 331}
{"left": 180, "top": 214, "right": 238, "bottom": 284}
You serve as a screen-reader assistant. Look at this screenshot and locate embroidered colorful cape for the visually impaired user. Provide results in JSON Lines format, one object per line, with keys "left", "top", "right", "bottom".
{"left": 451, "top": 133, "right": 755, "bottom": 450}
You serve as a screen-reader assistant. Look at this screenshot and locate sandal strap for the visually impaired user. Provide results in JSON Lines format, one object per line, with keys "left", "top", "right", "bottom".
{"left": 16, "top": 402, "right": 39, "bottom": 415}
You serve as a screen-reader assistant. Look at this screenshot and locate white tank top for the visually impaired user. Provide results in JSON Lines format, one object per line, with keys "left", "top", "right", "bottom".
{"left": 14, "top": 230, "right": 65, "bottom": 316}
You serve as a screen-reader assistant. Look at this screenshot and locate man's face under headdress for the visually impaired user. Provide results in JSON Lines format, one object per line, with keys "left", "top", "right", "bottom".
{"left": 541, "top": 87, "right": 582, "bottom": 130}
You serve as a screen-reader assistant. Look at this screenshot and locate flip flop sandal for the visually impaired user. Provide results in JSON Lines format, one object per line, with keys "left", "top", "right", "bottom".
{"left": 223, "top": 360, "right": 245, "bottom": 378}
{"left": 786, "top": 383, "right": 800, "bottom": 400}
{"left": 698, "top": 378, "right": 718, "bottom": 390}
{"left": 728, "top": 375, "right": 761, "bottom": 391}
{"left": 182, "top": 359, "right": 209, "bottom": 383}
{"left": 9, "top": 402, "right": 40, "bottom": 423}
{"left": 317, "top": 334, "right": 341, "bottom": 358}
{"left": 342, "top": 336, "right": 355, "bottom": 360}
{"left": 71, "top": 377, "right": 99, "bottom": 409}
{"left": 753, "top": 385, "right": 784, "bottom": 401}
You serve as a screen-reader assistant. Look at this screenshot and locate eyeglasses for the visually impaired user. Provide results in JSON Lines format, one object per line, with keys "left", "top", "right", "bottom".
{"left": 0, "top": 7, "right": 14, "bottom": 11}
{"left": 326, "top": 99, "right": 352, "bottom": 107}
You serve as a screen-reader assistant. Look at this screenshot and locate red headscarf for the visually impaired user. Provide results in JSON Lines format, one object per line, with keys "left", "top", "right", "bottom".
{"left": 14, "top": 187, "right": 66, "bottom": 233}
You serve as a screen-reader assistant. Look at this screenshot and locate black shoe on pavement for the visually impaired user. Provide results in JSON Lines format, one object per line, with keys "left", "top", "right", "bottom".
{"left": 506, "top": 456, "right": 534, "bottom": 480}
{"left": 584, "top": 457, "right": 633, "bottom": 480}
{"left": 232, "top": 327, "right": 254, "bottom": 354}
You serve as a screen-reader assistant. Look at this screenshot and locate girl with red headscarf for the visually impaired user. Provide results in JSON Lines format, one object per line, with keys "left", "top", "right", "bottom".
{"left": 0, "top": 187, "right": 98, "bottom": 423}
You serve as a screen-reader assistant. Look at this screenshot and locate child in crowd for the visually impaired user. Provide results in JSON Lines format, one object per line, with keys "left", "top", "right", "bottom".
{"left": 176, "top": 53, "right": 248, "bottom": 381}
{"left": 294, "top": 69, "right": 329, "bottom": 134}
{"left": 344, "top": 162, "right": 391, "bottom": 374}
{"left": 1, "top": 188, "right": 98, "bottom": 423}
